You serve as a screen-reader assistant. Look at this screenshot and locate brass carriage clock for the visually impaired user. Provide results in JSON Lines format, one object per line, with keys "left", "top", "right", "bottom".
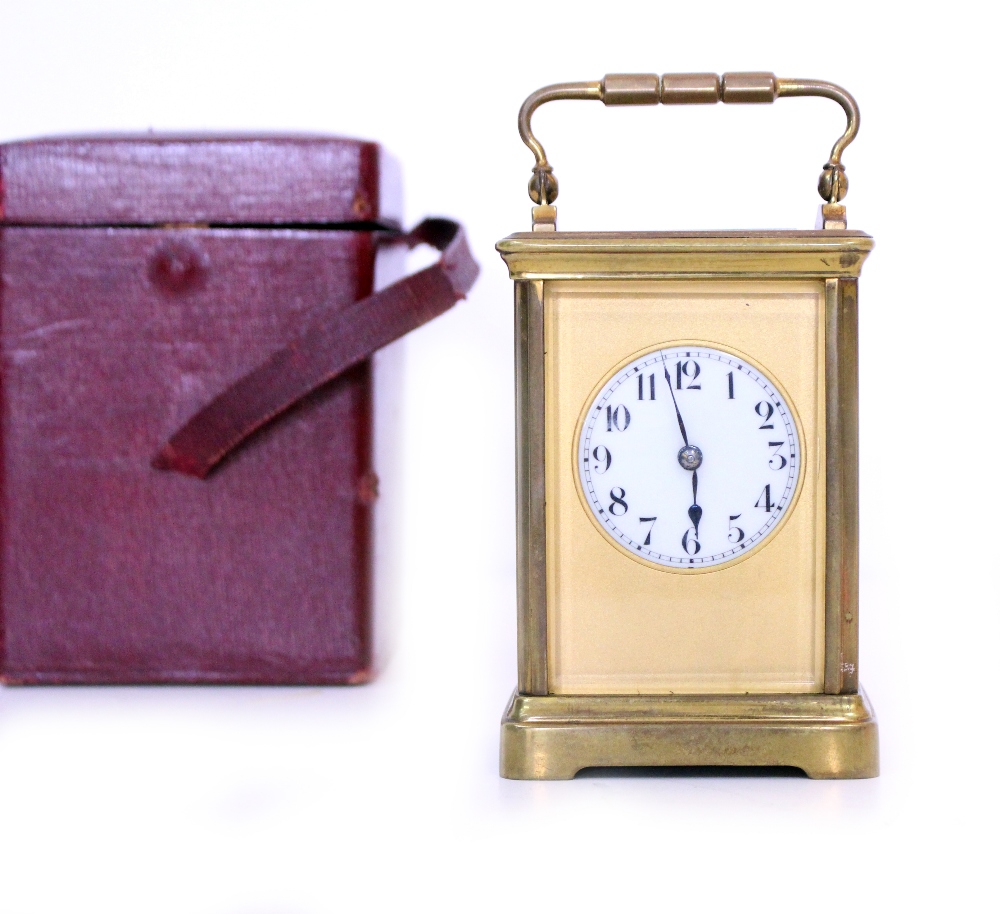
{"left": 496, "top": 72, "right": 878, "bottom": 779}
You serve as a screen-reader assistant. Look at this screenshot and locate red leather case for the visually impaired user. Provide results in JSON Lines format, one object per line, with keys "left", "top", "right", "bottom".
{"left": 0, "top": 136, "right": 387, "bottom": 684}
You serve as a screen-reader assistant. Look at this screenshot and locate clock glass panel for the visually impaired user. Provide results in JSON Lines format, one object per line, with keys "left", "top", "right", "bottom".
{"left": 577, "top": 344, "right": 803, "bottom": 571}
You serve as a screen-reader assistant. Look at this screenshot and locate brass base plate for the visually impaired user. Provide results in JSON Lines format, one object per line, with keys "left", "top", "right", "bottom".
{"left": 500, "top": 689, "right": 878, "bottom": 780}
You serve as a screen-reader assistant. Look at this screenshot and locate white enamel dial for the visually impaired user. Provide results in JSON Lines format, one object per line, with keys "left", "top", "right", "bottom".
{"left": 577, "top": 343, "right": 803, "bottom": 571}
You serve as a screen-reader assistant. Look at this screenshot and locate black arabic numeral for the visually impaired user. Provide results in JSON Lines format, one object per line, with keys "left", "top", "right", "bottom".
{"left": 637, "top": 372, "right": 656, "bottom": 400}
{"left": 614, "top": 406, "right": 631, "bottom": 430}
{"left": 605, "top": 405, "right": 631, "bottom": 431}
{"left": 675, "top": 359, "right": 701, "bottom": 390}
{"left": 768, "top": 441, "right": 788, "bottom": 470}
{"left": 592, "top": 445, "right": 612, "bottom": 474}
{"left": 727, "top": 371, "right": 735, "bottom": 399}
{"left": 728, "top": 514, "right": 745, "bottom": 543}
{"left": 755, "top": 484, "right": 774, "bottom": 512}
{"left": 755, "top": 400, "right": 775, "bottom": 429}
{"left": 681, "top": 528, "right": 701, "bottom": 555}
{"left": 638, "top": 516, "right": 657, "bottom": 546}
{"left": 608, "top": 487, "right": 628, "bottom": 516}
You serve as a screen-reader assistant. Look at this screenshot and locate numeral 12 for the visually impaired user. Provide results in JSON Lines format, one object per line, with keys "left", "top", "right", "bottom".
{"left": 674, "top": 360, "right": 701, "bottom": 390}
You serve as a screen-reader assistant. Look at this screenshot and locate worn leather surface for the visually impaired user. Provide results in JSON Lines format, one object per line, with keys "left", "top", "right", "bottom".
{"left": 0, "top": 135, "right": 390, "bottom": 684}
{"left": 0, "top": 227, "right": 378, "bottom": 683}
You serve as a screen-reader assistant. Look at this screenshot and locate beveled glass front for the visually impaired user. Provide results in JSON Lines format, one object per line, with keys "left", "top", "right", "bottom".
{"left": 545, "top": 280, "right": 826, "bottom": 694}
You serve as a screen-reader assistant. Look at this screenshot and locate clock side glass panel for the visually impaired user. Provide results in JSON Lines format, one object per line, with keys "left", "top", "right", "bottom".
{"left": 576, "top": 344, "right": 803, "bottom": 571}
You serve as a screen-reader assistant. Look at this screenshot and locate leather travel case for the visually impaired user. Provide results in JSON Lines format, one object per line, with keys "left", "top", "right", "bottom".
{"left": 0, "top": 135, "right": 476, "bottom": 684}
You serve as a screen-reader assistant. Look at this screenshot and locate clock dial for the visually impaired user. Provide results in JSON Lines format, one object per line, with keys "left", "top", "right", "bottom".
{"left": 576, "top": 343, "right": 803, "bottom": 571}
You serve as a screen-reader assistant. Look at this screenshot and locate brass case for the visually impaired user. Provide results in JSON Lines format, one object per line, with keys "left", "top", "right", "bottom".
{"left": 496, "top": 230, "right": 878, "bottom": 780}
{"left": 500, "top": 691, "right": 878, "bottom": 780}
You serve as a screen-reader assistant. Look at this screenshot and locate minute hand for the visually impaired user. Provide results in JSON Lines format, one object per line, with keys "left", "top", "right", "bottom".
{"left": 665, "top": 364, "right": 689, "bottom": 446}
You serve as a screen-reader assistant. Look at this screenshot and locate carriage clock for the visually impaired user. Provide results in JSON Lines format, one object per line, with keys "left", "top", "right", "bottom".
{"left": 496, "top": 72, "right": 878, "bottom": 779}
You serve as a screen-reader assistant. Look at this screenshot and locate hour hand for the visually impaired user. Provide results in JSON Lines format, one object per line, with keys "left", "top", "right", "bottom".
{"left": 687, "top": 471, "right": 702, "bottom": 534}
{"left": 677, "top": 446, "right": 703, "bottom": 534}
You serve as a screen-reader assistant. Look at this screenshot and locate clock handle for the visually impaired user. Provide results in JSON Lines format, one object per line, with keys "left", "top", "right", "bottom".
{"left": 518, "top": 72, "right": 859, "bottom": 231}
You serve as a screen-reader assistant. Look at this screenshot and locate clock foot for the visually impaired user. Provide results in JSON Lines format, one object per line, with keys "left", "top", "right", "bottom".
{"left": 500, "top": 688, "right": 878, "bottom": 780}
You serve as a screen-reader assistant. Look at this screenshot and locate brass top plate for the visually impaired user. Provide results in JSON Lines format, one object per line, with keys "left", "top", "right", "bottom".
{"left": 496, "top": 230, "right": 874, "bottom": 279}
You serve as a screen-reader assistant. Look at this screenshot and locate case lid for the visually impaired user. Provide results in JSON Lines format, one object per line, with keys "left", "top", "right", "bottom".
{"left": 0, "top": 134, "right": 386, "bottom": 226}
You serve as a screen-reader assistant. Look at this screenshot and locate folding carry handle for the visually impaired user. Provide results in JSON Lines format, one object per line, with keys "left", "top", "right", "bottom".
{"left": 518, "top": 72, "right": 859, "bottom": 230}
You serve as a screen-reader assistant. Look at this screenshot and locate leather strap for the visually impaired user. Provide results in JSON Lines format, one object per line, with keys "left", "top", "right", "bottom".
{"left": 152, "top": 218, "right": 478, "bottom": 478}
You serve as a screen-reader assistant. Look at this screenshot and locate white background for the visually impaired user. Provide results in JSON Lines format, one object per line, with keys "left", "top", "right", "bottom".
{"left": 1, "top": 2, "right": 997, "bottom": 911}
